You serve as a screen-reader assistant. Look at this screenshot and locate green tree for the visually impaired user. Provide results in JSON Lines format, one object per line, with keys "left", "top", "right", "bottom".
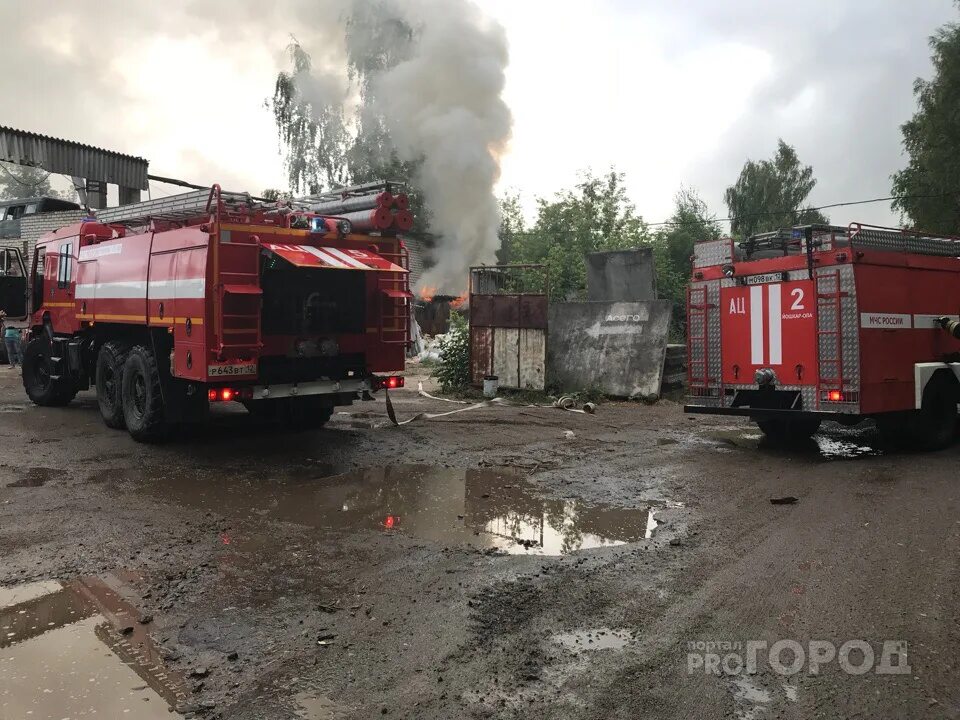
{"left": 494, "top": 192, "right": 526, "bottom": 265}
{"left": 269, "top": 41, "right": 350, "bottom": 195}
{"left": 651, "top": 188, "right": 723, "bottom": 335}
{"left": 724, "top": 140, "right": 828, "bottom": 238}
{"left": 506, "top": 170, "right": 649, "bottom": 300}
{"left": 0, "top": 162, "right": 55, "bottom": 200}
{"left": 269, "top": 35, "right": 426, "bottom": 231}
{"left": 892, "top": 8, "right": 960, "bottom": 233}
{"left": 434, "top": 312, "right": 470, "bottom": 391}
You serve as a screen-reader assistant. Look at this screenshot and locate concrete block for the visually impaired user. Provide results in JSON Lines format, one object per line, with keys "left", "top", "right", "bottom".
{"left": 586, "top": 248, "right": 657, "bottom": 302}
{"left": 547, "top": 301, "right": 672, "bottom": 398}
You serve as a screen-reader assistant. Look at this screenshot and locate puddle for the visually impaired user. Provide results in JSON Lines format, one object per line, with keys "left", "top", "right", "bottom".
{"left": 645, "top": 508, "right": 661, "bottom": 539}
{"left": 7, "top": 467, "right": 55, "bottom": 487}
{"left": 295, "top": 691, "right": 346, "bottom": 719}
{"left": 552, "top": 628, "right": 634, "bottom": 653}
{"left": 0, "top": 580, "right": 63, "bottom": 608}
{"left": 0, "top": 577, "right": 187, "bottom": 718}
{"left": 730, "top": 676, "right": 773, "bottom": 720}
{"left": 128, "top": 465, "right": 660, "bottom": 556}
{"left": 704, "top": 425, "right": 883, "bottom": 460}
{"left": 814, "top": 436, "right": 881, "bottom": 459}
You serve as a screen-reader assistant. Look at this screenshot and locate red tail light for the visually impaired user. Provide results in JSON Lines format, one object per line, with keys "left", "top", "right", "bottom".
{"left": 208, "top": 387, "right": 253, "bottom": 403}
{"left": 827, "top": 390, "right": 844, "bottom": 402}
{"left": 372, "top": 376, "right": 405, "bottom": 391}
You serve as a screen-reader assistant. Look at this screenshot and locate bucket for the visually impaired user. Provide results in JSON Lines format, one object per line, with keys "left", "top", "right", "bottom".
{"left": 482, "top": 375, "right": 499, "bottom": 398}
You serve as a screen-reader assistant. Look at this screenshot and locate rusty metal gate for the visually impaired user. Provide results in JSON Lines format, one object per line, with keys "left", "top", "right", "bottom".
{"left": 469, "top": 265, "right": 548, "bottom": 390}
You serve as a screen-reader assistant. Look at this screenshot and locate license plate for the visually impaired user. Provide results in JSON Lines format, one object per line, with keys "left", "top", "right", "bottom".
{"left": 208, "top": 364, "right": 257, "bottom": 377}
{"left": 744, "top": 272, "right": 786, "bottom": 285}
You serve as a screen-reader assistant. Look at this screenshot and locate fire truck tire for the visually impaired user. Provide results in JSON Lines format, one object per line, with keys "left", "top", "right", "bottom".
{"left": 915, "top": 374, "right": 958, "bottom": 450}
{"left": 756, "top": 418, "right": 821, "bottom": 444}
{"left": 22, "top": 338, "right": 77, "bottom": 407}
{"left": 283, "top": 397, "right": 334, "bottom": 429}
{"left": 95, "top": 342, "right": 129, "bottom": 429}
{"left": 121, "top": 345, "right": 167, "bottom": 442}
{"left": 245, "top": 397, "right": 333, "bottom": 429}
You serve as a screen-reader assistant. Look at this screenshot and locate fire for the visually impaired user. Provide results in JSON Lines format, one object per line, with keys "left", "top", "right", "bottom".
{"left": 419, "top": 285, "right": 438, "bottom": 302}
{"left": 450, "top": 293, "right": 468, "bottom": 309}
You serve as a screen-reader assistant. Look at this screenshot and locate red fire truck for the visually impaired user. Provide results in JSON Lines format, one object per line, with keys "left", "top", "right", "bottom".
{"left": 20, "top": 184, "right": 411, "bottom": 440}
{"left": 685, "top": 224, "right": 960, "bottom": 448}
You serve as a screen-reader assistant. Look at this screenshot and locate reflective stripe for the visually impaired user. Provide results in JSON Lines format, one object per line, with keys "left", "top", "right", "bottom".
{"left": 149, "top": 278, "right": 205, "bottom": 299}
{"left": 74, "top": 278, "right": 205, "bottom": 300}
{"left": 767, "top": 284, "right": 782, "bottom": 365}
{"left": 300, "top": 245, "right": 347, "bottom": 268}
{"left": 75, "top": 281, "right": 145, "bottom": 299}
{"left": 750, "top": 285, "right": 764, "bottom": 365}
{"left": 321, "top": 246, "right": 369, "bottom": 270}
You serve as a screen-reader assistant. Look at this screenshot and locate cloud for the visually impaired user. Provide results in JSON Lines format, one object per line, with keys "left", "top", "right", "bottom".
{"left": 1, "top": 0, "right": 955, "bottom": 232}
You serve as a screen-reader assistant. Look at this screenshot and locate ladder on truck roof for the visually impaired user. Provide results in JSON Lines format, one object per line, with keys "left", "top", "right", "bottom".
{"left": 300, "top": 180, "right": 406, "bottom": 204}
{"left": 95, "top": 188, "right": 258, "bottom": 226}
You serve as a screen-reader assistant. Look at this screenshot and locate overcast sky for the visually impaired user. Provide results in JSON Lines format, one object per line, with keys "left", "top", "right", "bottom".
{"left": 1, "top": 0, "right": 955, "bottom": 228}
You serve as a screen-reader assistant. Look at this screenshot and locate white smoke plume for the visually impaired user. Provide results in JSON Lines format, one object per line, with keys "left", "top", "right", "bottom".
{"left": 370, "top": 1, "right": 512, "bottom": 291}
{"left": 292, "top": 0, "right": 513, "bottom": 292}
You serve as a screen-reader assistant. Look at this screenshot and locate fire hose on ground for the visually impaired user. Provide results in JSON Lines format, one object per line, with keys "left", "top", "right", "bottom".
{"left": 379, "top": 383, "right": 597, "bottom": 427}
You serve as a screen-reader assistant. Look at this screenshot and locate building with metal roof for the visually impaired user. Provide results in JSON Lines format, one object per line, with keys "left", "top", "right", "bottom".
{"left": 0, "top": 126, "right": 149, "bottom": 208}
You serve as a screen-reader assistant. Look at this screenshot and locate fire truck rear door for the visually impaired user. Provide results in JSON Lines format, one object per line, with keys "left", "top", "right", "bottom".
{"left": 720, "top": 280, "right": 818, "bottom": 386}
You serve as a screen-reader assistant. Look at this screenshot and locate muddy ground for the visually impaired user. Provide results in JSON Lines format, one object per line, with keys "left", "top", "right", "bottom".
{"left": 1, "top": 364, "right": 959, "bottom": 719}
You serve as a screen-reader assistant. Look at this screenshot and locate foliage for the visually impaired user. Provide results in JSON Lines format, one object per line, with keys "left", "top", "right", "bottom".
{"left": 499, "top": 170, "right": 650, "bottom": 300}
{"left": 650, "top": 188, "right": 723, "bottom": 337}
{"left": 0, "top": 162, "right": 58, "bottom": 200}
{"left": 434, "top": 312, "right": 471, "bottom": 392}
{"left": 269, "top": 41, "right": 350, "bottom": 195}
{"left": 494, "top": 192, "right": 526, "bottom": 265}
{"left": 892, "top": 9, "right": 960, "bottom": 233}
{"left": 269, "top": 34, "right": 427, "bottom": 231}
{"left": 724, "top": 139, "right": 828, "bottom": 238}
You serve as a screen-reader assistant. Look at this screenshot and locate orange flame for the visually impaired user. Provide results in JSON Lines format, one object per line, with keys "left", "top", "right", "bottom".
{"left": 450, "top": 293, "right": 468, "bottom": 310}
{"left": 419, "top": 285, "right": 438, "bottom": 302}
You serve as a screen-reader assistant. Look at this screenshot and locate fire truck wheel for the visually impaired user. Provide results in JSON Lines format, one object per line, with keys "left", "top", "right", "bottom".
{"left": 95, "top": 342, "right": 129, "bottom": 429}
{"left": 756, "top": 418, "right": 821, "bottom": 445}
{"left": 121, "top": 345, "right": 167, "bottom": 442}
{"left": 916, "top": 374, "right": 959, "bottom": 450}
{"left": 21, "top": 338, "right": 77, "bottom": 407}
{"left": 284, "top": 398, "right": 334, "bottom": 429}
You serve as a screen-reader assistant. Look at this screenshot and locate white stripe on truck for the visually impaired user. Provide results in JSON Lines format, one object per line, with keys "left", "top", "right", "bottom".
{"left": 767, "top": 284, "right": 782, "bottom": 365}
{"left": 750, "top": 285, "right": 764, "bottom": 365}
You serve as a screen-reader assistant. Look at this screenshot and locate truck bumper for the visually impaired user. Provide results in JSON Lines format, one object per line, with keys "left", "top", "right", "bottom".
{"left": 684, "top": 405, "right": 842, "bottom": 420}
{"left": 249, "top": 378, "right": 373, "bottom": 401}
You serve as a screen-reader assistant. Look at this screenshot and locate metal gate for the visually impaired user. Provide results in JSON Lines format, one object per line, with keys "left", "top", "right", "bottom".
{"left": 469, "top": 265, "right": 548, "bottom": 390}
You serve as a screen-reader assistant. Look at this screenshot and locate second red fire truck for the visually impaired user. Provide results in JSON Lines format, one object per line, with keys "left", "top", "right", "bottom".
{"left": 686, "top": 223, "right": 960, "bottom": 448}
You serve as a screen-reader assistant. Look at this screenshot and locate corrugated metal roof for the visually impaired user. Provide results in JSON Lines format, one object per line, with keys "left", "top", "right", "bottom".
{"left": 0, "top": 126, "right": 149, "bottom": 190}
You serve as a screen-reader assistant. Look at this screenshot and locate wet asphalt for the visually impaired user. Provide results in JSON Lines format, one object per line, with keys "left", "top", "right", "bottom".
{"left": 1, "top": 366, "right": 959, "bottom": 719}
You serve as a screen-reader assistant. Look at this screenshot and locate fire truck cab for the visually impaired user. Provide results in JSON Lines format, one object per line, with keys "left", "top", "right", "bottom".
{"left": 685, "top": 224, "right": 960, "bottom": 449}
{"left": 22, "top": 185, "right": 411, "bottom": 441}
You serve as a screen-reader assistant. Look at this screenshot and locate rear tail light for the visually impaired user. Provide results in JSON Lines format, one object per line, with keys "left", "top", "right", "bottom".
{"left": 208, "top": 387, "right": 253, "bottom": 402}
{"left": 372, "top": 376, "right": 405, "bottom": 391}
{"left": 822, "top": 390, "right": 859, "bottom": 403}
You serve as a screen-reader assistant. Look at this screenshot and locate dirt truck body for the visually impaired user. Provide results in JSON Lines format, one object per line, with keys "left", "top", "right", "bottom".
{"left": 685, "top": 223, "right": 960, "bottom": 448}
{"left": 22, "top": 185, "right": 411, "bottom": 440}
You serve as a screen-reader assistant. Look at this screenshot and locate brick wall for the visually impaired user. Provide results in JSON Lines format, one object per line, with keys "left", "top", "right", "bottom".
{"left": 0, "top": 210, "right": 86, "bottom": 268}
